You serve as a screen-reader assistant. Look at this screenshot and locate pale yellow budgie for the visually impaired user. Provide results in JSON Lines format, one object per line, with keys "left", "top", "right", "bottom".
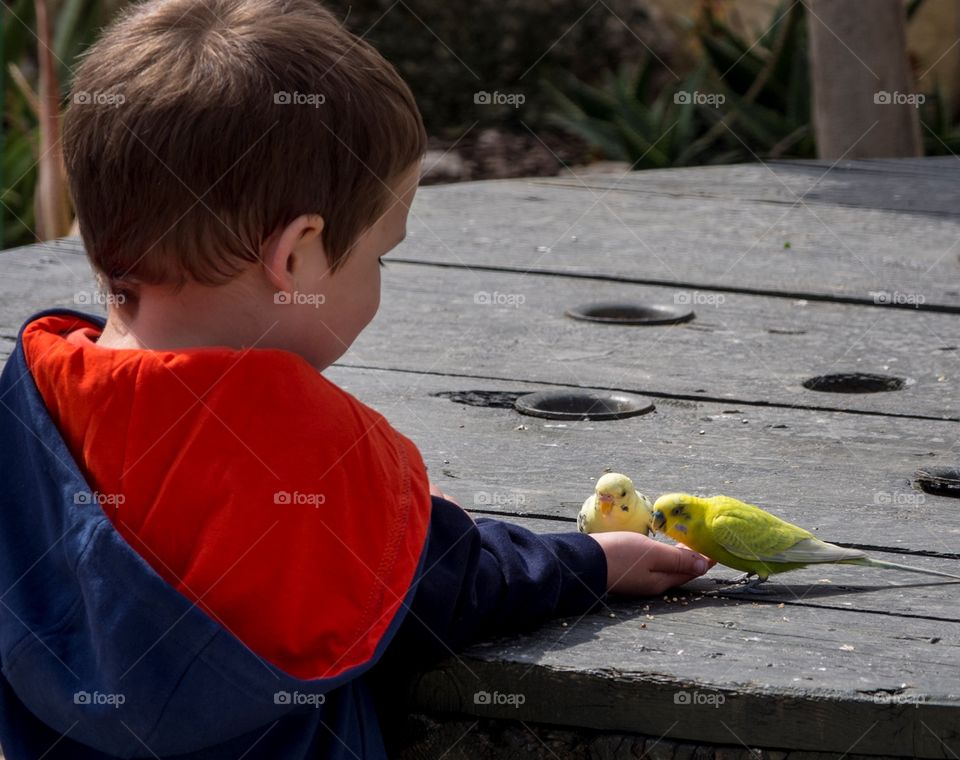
{"left": 578, "top": 473, "right": 654, "bottom": 536}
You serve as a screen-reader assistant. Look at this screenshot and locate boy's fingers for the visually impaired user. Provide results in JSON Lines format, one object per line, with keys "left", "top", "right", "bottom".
{"left": 658, "top": 546, "right": 712, "bottom": 577}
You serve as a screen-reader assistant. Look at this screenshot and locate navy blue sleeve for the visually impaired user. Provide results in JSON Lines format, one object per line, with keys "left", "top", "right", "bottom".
{"left": 389, "top": 496, "right": 608, "bottom": 659}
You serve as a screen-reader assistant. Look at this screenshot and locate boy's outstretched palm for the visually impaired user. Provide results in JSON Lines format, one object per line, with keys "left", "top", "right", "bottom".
{"left": 590, "top": 532, "right": 715, "bottom": 596}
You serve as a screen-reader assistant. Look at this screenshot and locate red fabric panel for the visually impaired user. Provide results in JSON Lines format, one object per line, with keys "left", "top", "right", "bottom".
{"left": 23, "top": 313, "right": 431, "bottom": 679}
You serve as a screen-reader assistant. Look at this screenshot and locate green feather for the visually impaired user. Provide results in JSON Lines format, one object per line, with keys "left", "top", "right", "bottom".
{"left": 653, "top": 493, "right": 960, "bottom": 583}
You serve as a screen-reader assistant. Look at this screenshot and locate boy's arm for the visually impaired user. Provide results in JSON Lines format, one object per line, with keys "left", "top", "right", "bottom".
{"left": 390, "top": 495, "right": 607, "bottom": 659}
{"left": 389, "top": 496, "right": 714, "bottom": 662}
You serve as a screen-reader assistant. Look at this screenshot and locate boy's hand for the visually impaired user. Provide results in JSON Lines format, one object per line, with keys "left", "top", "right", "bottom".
{"left": 588, "top": 532, "right": 715, "bottom": 596}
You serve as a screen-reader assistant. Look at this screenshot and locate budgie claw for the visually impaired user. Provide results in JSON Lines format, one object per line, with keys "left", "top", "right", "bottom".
{"left": 712, "top": 572, "right": 767, "bottom": 594}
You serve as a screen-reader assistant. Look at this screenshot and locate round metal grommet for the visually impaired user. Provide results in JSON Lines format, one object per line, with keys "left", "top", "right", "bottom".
{"left": 801, "top": 373, "right": 908, "bottom": 394}
{"left": 914, "top": 466, "right": 960, "bottom": 498}
{"left": 514, "top": 389, "right": 655, "bottom": 421}
{"left": 565, "top": 302, "right": 694, "bottom": 326}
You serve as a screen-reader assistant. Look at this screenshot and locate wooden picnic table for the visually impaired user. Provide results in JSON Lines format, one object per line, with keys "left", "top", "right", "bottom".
{"left": 1, "top": 158, "right": 959, "bottom": 759}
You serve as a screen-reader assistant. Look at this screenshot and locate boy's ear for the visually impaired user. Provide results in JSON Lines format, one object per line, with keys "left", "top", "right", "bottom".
{"left": 261, "top": 214, "right": 327, "bottom": 292}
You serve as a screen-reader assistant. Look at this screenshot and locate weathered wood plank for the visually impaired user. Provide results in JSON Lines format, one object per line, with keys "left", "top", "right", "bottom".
{"left": 556, "top": 158, "right": 960, "bottom": 231}
{"left": 408, "top": 600, "right": 960, "bottom": 757}
{"left": 342, "top": 262, "right": 959, "bottom": 420}
{"left": 5, "top": 250, "right": 956, "bottom": 420}
{"left": 8, "top": 157, "right": 960, "bottom": 308}
{"left": 327, "top": 366, "right": 960, "bottom": 622}
{"left": 397, "top": 162, "right": 960, "bottom": 308}
{"left": 0, "top": 238, "right": 97, "bottom": 329}
{"left": 398, "top": 518, "right": 960, "bottom": 756}
{"left": 541, "top": 159, "right": 959, "bottom": 216}
{"left": 395, "top": 513, "right": 960, "bottom": 756}
{"left": 324, "top": 366, "right": 960, "bottom": 558}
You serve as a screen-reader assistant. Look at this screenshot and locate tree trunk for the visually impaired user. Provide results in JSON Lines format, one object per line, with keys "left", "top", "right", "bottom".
{"left": 808, "top": 0, "right": 922, "bottom": 159}
{"left": 33, "top": 0, "right": 72, "bottom": 241}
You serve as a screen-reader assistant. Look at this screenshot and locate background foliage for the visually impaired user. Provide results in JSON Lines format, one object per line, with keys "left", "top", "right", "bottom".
{"left": 2, "top": 0, "right": 958, "bottom": 250}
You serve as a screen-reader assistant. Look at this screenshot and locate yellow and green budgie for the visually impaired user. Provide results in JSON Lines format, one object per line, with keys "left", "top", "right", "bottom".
{"left": 651, "top": 493, "right": 960, "bottom": 586}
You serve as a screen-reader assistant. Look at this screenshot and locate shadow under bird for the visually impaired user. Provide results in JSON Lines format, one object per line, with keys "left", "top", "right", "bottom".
{"left": 652, "top": 493, "right": 960, "bottom": 587}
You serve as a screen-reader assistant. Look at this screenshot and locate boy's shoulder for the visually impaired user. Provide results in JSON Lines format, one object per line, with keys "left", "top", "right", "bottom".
{"left": 22, "top": 309, "right": 386, "bottom": 433}
{"left": 21, "top": 307, "right": 427, "bottom": 517}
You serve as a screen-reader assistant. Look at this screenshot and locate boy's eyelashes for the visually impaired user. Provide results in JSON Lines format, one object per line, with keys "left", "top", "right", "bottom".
{"left": 378, "top": 257, "right": 386, "bottom": 268}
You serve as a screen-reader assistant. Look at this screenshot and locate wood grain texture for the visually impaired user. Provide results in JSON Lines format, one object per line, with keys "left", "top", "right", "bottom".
{"left": 393, "top": 514, "right": 960, "bottom": 756}
{"left": 324, "top": 366, "right": 960, "bottom": 560}
{"left": 0, "top": 239, "right": 98, "bottom": 326}
{"left": 386, "top": 521, "right": 960, "bottom": 756}
{"left": 395, "top": 161, "right": 960, "bottom": 308}
{"left": 410, "top": 612, "right": 959, "bottom": 757}
{"left": 5, "top": 248, "right": 957, "bottom": 421}
{"left": 540, "top": 158, "right": 960, "bottom": 217}
{"left": 343, "top": 261, "right": 959, "bottom": 420}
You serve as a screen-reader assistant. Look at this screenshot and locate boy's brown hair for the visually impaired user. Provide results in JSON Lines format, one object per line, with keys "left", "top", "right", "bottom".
{"left": 63, "top": 0, "right": 426, "bottom": 295}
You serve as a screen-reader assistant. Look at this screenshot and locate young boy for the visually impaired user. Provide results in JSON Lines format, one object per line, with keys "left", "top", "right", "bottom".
{"left": 0, "top": 1, "right": 711, "bottom": 757}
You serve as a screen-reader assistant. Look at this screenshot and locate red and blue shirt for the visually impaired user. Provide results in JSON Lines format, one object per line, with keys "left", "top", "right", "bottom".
{"left": 22, "top": 312, "right": 432, "bottom": 681}
{"left": 0, "top": 309, "right": 607, "bottom": 759}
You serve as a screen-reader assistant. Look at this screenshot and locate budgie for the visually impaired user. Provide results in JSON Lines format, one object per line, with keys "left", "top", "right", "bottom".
{"left": 578, "top": 473, "right": 654, "bottom": 536}
{"left": 652, "top": 493, "right": 960, "bottom": 586}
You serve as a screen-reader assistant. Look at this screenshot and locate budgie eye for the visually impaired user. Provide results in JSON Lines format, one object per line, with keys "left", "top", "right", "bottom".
{"left": 672, "top": 507, "right": 683, "bottom": 516}
{"left": 620, "top": 505, "right": 629, "bottom": 512}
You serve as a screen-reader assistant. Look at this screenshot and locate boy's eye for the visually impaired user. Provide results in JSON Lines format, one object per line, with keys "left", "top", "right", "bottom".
{"left": 378, "top": 257, "right": 386, "bottom": 268}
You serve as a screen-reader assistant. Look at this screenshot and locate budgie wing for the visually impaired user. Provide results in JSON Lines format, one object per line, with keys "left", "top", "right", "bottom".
{"left": 577, "top": 495, "right": 595, "bottom": 534}
{"left": 709, "top": 508, "right": 809, "bottom": 563}
{"left": 710, "top": 508, "right": 865, "bottom": 564}
{"left": 631, "top": 492, "right": 654, "bottom": 517}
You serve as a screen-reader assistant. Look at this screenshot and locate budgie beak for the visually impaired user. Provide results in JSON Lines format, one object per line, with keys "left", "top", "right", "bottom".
{"left": 652, "top": 510, "right": 666, "bottom": 532}
{"left": 598, "top": 493, "right": 614, "bottom": 515}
